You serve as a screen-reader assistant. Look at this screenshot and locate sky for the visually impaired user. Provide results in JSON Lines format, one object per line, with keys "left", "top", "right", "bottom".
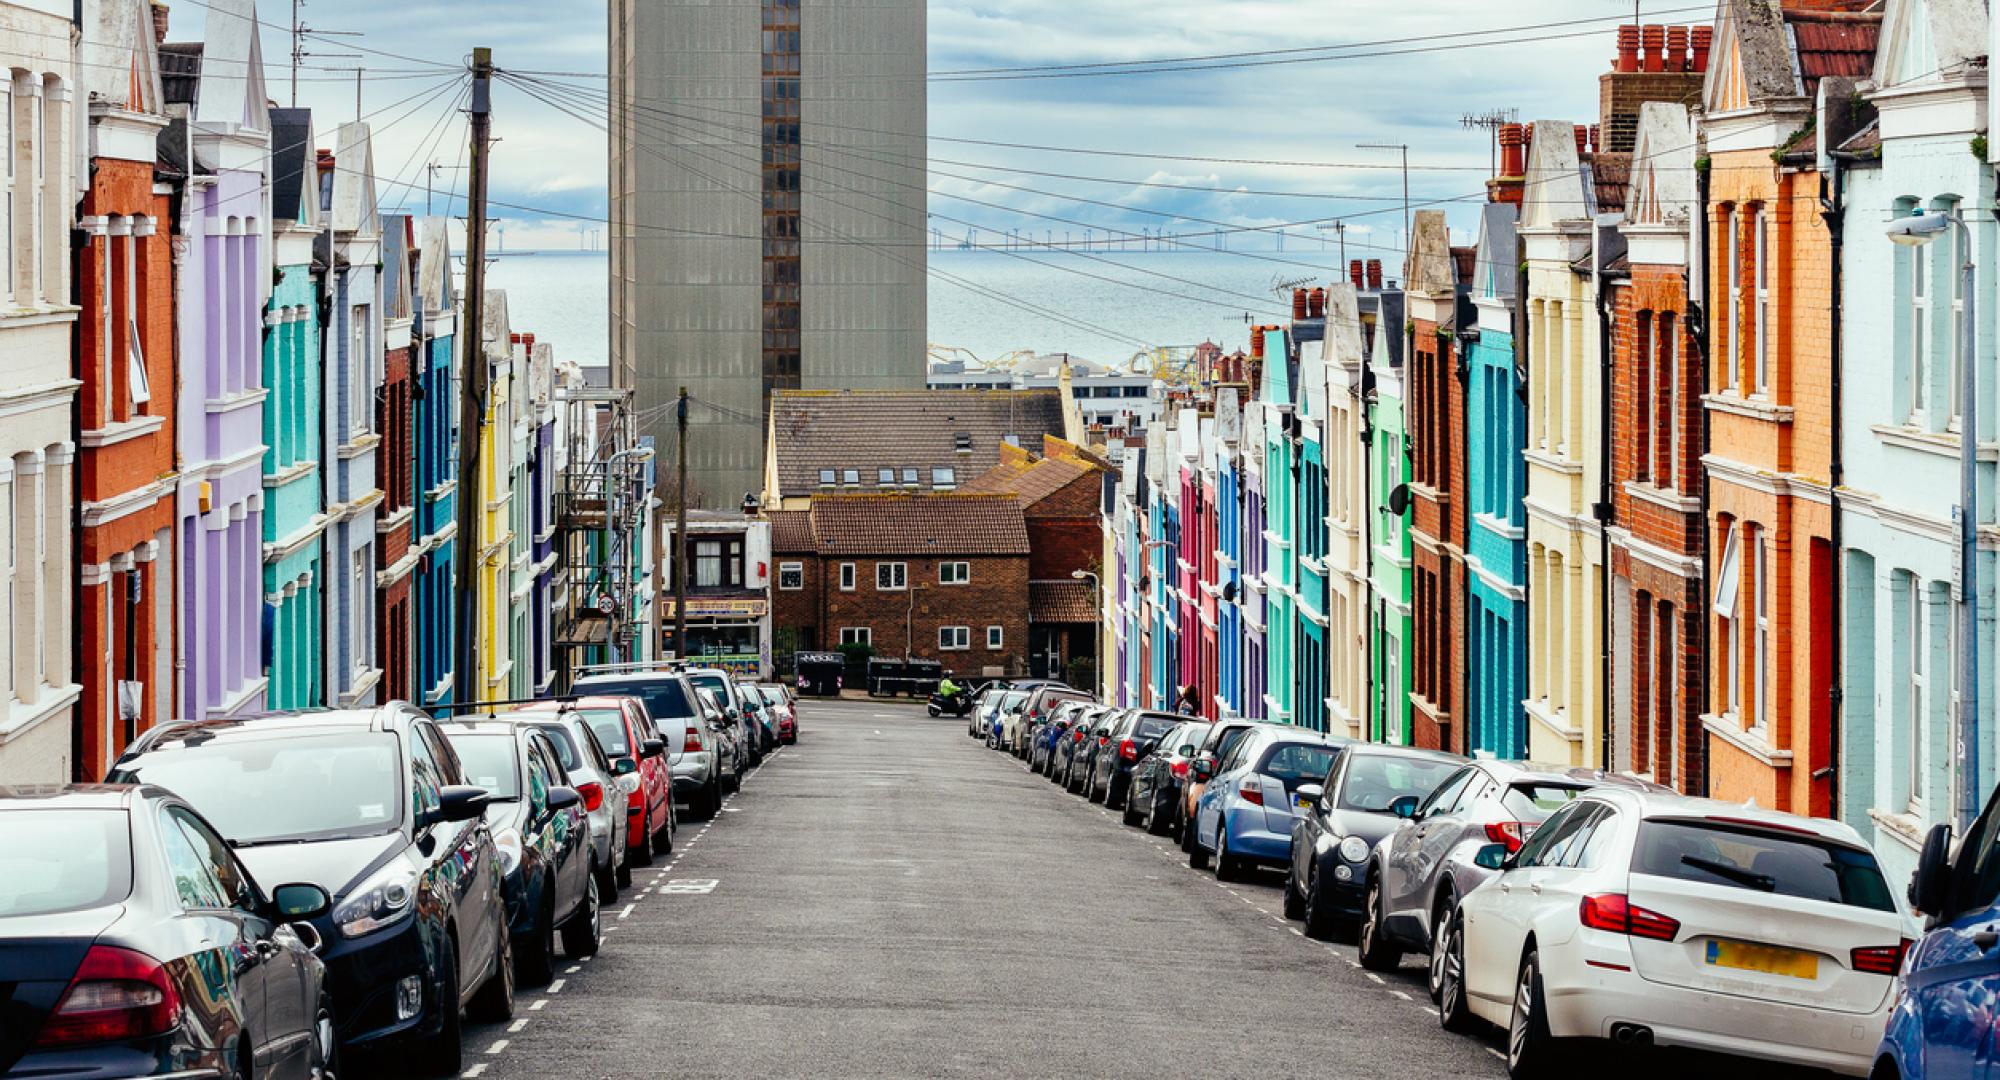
{"left": 173, "top": 0, "right": 1712, "bottom": 254}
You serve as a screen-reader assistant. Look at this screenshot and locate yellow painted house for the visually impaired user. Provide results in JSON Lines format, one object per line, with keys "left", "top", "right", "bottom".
{"left": 476, "top": 290, "right": 519, "bottom": 698}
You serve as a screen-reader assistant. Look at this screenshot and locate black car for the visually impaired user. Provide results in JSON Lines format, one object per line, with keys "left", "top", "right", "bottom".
{"left": 1125, "top": 720, "right": 1212, "bottom": 834}
{"left": 1283, "top": 744, "right": 1464, "bottom": 944}
{"left": 441, "top": 720, "right": 598, "bottom": 986}
{"left": 1063, "top": 707, "right": 1119, "bottom": 794}
{"left": 1088, "top": 710, "right": 1180, "bottom": 809}
{"left": 0, "top": 784, "right": 335, "bottom": 1079}
{"left": 108, "top": 708, "right": 510, "bottom": 1075}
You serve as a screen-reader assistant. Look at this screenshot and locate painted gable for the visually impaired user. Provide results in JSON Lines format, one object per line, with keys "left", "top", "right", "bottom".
{"left": 1521, "top": 121, "right": 1591, "bottom": 230}
{"left": 1259, "top": 329, "right": 1294, "bottom": 408}
{"left": 1874, "top": 0, "right": 1985, "bottom": 88}
{"left": 1298, "top": 331, "right": 1328, "bottom": 421}
{"left": 1407, "top": 209, "right": 1454, "bottom": 296}
{"left": 1626, "top": 103, "right": 1696, "bottom": 227}
{"left": 330, "top": 122, "right": 380, "bottom": 238}
{"left": 1324, "top": 285, "right": 1365, "bottom": 369}
{"left": 1472, "top": 203, "right": 1519, "bottom": 301}
{"left": 1701, "top": 0, "right": 1802, "bottom": 112}
{"left": 194, "top": 0, "right": 271, "bottom": 135}
{"left": 80, "top": 0, "right": 163, "bottom": 113}
{"left": 419, "top": 216, "right": 457, "bottom": 315}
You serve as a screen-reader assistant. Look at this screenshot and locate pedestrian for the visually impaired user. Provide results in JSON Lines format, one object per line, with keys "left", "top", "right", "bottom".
{"left": 1176, "top": 684, "right": 1202, "bottom": 715}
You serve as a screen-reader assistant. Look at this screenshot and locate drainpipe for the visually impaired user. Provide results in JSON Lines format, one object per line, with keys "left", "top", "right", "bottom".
{"left": 1595, "top": 222, "right": 1616, "bottom": 774}
{"left": 1361, "top": 361, "right": 1376, "bottom": 743}
{"left": 1694, "top": 159, "right": 1715, "bottom": 797}
{"left": 1455, "top": 314, "right": 1475, "bottom": 755}
{"left": 1513, "top": 235, "right": 1531, "bottom": 761}
{"left": 1818, "top": 159, "right": 1846, "bottom": 821}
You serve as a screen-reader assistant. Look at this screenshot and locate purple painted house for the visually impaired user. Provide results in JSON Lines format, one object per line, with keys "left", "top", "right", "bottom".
{"left": 161, "top": 0, "right": 272, "bottom": 719}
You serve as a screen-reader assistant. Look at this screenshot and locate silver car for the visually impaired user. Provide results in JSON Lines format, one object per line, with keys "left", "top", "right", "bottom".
{"left": 1369, "top": 761, "right": 1665, "bottom": 1000}
{"left": 520, "top": 711, "right": 632, "bottom": 902}
{"left": 572, "top": 670, "right": 733, "bottom": 822}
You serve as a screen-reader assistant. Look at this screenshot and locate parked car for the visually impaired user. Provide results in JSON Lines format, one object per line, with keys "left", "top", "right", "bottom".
{"left": 977, "top": 688, "right": 1028, "bottom": 742}
{"left": 1371, "top": 762, "right": 1663, "bottom": 994}
{"left": 108, "top": 709, "right": 512, "bottom": 1074}
{"left": 529, "top": 696, "right": 674, "bottom": 869}
{"left": 440, "top": 720, "right": 599, "bottom": 987}
{"left": 1281, "top": 744, "right": 1463, "bottom": 944}
{"left": 1088, "top": 710, "right": 1181, "bottom": 810}
{"left": 751, "top": 684, "right": 798, "bottom": 743}
{"left": 685, "top": 667, "right": 760, "bottom": 766}
{"left": 1179, "top": 719, "right": 1265, "bottom": 853}
{"left": 1876, "top": 789, "right": 2000, "bottom": 1080}
{"left": 735, "top": 678, "right": 779, "bottom": 753}
{"left": 0, "top": 784, "right": 337, "bottom": 1080}
{"left": 1029, "top": 701, "right": 1087, "bottom": 774}
{"left": 571, "top": 670, "right": 734, "bottom": 821}
{"left": 699, "top": 689, "right": 748, "bottom": 781}
{"left": 1188, "top": 726, "right": 1346, "bottom": 881}
{"left": 512, "top": 710, "right": 631, "bottom": 901}
{"left": 1064, "top": 707, "right": 1121, "bottom": 794}
{"left": 1442, "top": 788, "right": 1911, "bottom": 1078}
{"left": 1011, "top": 687, "right": 1090, "bottom": 756}
{"left": 1050, "top": 706, "right": 1098, "bottom": 787}
{"left": 1126, "top": 720, "right": 1211, "bottom": 835}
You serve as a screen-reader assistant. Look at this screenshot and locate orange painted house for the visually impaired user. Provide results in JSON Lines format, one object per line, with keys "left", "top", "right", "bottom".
{"left": 74, "top": 10, "right": 178, "bottom": 779}
{"left": 1698, "top": 0, "right": 1878, "bottom": 813}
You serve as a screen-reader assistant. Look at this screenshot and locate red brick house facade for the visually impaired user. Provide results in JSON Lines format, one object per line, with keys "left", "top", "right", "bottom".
{"left": 377, "top": 217, "right": 417, "bottom": 703}
{"left": 1406, "top": 211, "right": 1469, "bottom": 752}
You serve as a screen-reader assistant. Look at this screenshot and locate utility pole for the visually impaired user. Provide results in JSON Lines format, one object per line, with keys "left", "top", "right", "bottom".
{"left": 673, "top": 387, "right": 689, "bottom": 659}
{"left": 451, "top": 47, "right": 492, "bottom": 709}
{"left": 1357, "top": 142, "right": 1411, "bottom": 279}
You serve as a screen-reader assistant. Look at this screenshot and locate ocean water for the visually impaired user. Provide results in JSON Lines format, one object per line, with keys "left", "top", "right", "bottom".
{"left": 481, "top": 247, "right": 1358, "bottom": 370}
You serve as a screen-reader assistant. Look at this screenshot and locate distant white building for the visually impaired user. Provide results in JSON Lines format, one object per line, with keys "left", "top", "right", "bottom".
{"left": 927, "top": 355, "right": 1163, "bottom": 432}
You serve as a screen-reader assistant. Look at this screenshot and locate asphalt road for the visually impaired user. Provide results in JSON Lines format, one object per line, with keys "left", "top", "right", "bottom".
{"left": 457, "top": 695, "right": 1519, "bottom": 1079}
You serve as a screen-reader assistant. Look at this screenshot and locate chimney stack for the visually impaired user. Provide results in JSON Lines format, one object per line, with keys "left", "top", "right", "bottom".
{"left": 1308, "top": 287, "right": 1325, "bottom": 319}
{"left": 1615, "top": 24, "right": 1640, "bottom": 73}
{"left": 1292, "top": 288, "right": 1309, "bottom": 321}
{"left": 1691, "top": 25, "right": 1713, "bottom": 72}
{"left": 1666, "top": 25, "right": 1689, "bottom": 73}
{"left": 1489, "top": 122, "right": 1527, "bottom": 206}
{"left": 1365, "top": 259, "right": 1383, "bottom": 290}
{"left": 1250, "top": 326, "right": 1266, "bottom": 359}
{"left": 1573, "top": 124, "right": 1589, "bottom": 158}
{"left": 1349, "top": 260, "right": 1364, "bottom": 289}
{"left": 152, "top": 1, "right": 169, "bottom": 45}
{"left": 1641, "top": 24, "right": 1666, "bottom": 72}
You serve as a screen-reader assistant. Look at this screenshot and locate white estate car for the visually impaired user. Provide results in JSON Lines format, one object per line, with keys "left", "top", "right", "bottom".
{"left": 1437, "top": 787, "right": 1914, "bottom": 1078}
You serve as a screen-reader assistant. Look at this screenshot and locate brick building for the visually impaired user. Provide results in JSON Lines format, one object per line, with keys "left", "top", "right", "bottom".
{"left": 770, "top": 492, "right": 1032, "bottom": 677}
{"left": 75, "top": 2, "right": 178, "bottom": 777}
{"left": 1609, "top": 102, "right": 1708, "bottom": 794}
{"left": 1700, "top": 0, "right": 1877, "bottom": 815}
{"left": 1406, "top": 210, "right": 1470, "bottom": 752}
{"left": 377, "top": 215, "right": 418, "bottom": 704}
{"left": 962, "top": 436, "right": 1109, "bottom": 680}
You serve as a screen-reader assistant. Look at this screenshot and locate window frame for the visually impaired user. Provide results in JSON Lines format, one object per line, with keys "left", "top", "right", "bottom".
{"left": 1750, "top": 524, "right": 1769, "bottom": 735}
{"left": 939, "top": 561, "right": 970, "bottom": 585}
{"left": 1751, "top": 204, "right": 1770, "bottom": 396}
{"left": 777, "top": 561, "right": 804, "bottom": 591}
{"left": 838, "top": 562, "right": 856, "bottom": 591}
{"left": 875, "top": 561, "right": 907, "bottom": 591}
{"left": 1910, "top": 237, "right": 1930, "bottom": 423}
{"left": 1722, "top": 204, "right": 1739, "bottom": 393}
{"left": 839, "top": 626, "right": 871, "bottom": 647}
{"left": 939, "top": 625, "right": 970, "bottom": 651}
{"left": 1908, "top": 575, "right": 1927, "bottom": 816}
{"left": 986, "top": 624, "right": 1003, "bottom": 650}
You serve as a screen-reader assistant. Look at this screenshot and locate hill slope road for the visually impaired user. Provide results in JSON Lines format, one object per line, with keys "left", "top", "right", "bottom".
{"left": 462, "top": 696, "right": 1505, "bottom": 1078}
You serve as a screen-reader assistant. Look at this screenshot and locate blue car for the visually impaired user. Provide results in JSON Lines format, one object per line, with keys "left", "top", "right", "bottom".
{"left": 1880, "top": 791, "right": 2000, "bottom": 1079}
{"left": 1188, "top": 726, "right": 1346, "bottom": 882}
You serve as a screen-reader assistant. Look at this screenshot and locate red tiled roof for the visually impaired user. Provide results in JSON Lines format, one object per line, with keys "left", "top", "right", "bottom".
{"left": 769, "top": 390, "right": 1068, "bottom": 500}
{"left": 1029, "top": 580, "right": 1097, "bottom": 623}
{"left": 768, "top": 510, "right": 814, "bottom": 553}
{"left": 807, "top": 493, "right": 1029, "bottom": 556}
{"left": 1788, "top": 12, "right": 1881, "bottom": 99}
{"left": 961, "top": 454, "right": 1094, "bottom": 509}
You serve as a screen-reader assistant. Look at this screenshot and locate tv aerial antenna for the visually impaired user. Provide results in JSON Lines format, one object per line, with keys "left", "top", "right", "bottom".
{"left": 1461, "top": 108, "right": 1519, "bottom": 175}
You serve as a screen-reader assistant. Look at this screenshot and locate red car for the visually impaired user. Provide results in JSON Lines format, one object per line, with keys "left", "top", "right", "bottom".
{"left": 526, "top": 696, "right": 676, "bottom": 864}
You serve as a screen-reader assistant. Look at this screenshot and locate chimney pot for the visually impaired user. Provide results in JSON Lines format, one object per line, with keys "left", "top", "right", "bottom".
{"left": 1292, "top": 288, "right": 1308, "bottom": 321}
{"left": 152, "top": 1, "right": 169, "bottom": 46}
{"left": 1250, "top": 327, "right": 1266, "bottom": 359}
{"left": 1641, "top": 24, "right": 1666, "bottom": 72}
{"left": 1667, "top": 25, "right": 1690, "bottom": 72}
{"left": 510, "top": 333, "right": 523, "bottom": 344}
{"left": 1615, "top": 24, "right": 1640, "bottom": 73}
{"left": 1349, "top": 259, "right": 1364, "bottom": 288}
{"left": 1308, "top": 286, "right": 1325, "bottom": 319}
{"left": 1499, "top": 122, "right": 1526, "bottom": 178}
{"left": 1589, "top": 124, "right": 1601, "bottom": 154}
{"left": 1573, "top": 124, "right": 1589, "bottom": 157}
{"left": 1366, "top": 259, "right": 1383, "bottom": 290}
{"left": 1691, "top": 25, "right": 1713, "bottom": 72}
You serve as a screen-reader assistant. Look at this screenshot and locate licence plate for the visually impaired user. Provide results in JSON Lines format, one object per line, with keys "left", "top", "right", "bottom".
{"left": 1705, "top": 939, "right": 1818, "bottom": 980}
{"left": 1292, "top": 795, "right": 1311, "bottom": 813}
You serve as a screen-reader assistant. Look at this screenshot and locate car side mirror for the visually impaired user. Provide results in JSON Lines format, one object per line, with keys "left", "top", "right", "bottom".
{"left": 1911, "top": 821, "right": 1955, "bottom": 916}
{"left": 1389, "top": 795, "right": 1420, "bottom": 820}
{"left": 270, "top": 882, "right": 332, "bottom": 920}
{"left": 1295, "top": 783, "right": 1324, "bottom": 809}
{"left": 433, "top": 785, "right": 492, "bottom": 825}
{"left": 612, "top": 757, "right": 639, "bottom": 777}
{"left": 1192, "top": 756, "right": 1217, "bottom": 782}
{"left": 546, "top": 786, "right": 583, "bottom": 812}
{"left": 1473, "top": 843, "right": 1509, "bottom": 871}
{"left": 641, "top": 739, "right": 666, "bottom": 759}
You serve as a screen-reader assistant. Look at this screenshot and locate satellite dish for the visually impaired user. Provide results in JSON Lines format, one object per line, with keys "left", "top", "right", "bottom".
{"left": 1387, "top": 483, "right": 1412, "bottom": 516}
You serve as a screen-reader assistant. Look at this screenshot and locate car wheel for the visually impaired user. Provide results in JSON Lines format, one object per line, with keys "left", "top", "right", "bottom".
{"left": 309, "top": 992, "right": 341, "bottom": 1078}
{"left": 1283, "top": 862, "right": 1306, "bottom": 919}
{"left": 1107, "top": 776, "right": 1125, "bottom": 812}
{"left": 1302, "top": 864, "right": 1339, "bottom": 940}
{"left": 1213, "top": 825, "right": 1239, "bottom": 882}
{"left": 1188, "top": 821, "right": 1211, "bottom": 870}
{"left": 515, "top": 889, "right": 557, "bottom": 986}
{"left": 561, "top": 873, "right": 602, "bottom": 959}
{"left": 655, "top": 803, "right": 675, "bottom": 853}
{"left": 1121, "top": 791, "right": 1144, "bottom": 827}
{"left": 632, "top": 817, "right": 654, "bottom": 868}
{"left": 413, "top": 934, "right": 463, "bottom": 1076}
{"left": 1427, "top": 891, "right": 1457, "bottom": 1003}
{"left": 1437, "top": 911, "right": 1478, "bottom": 1034}
{"left": 598, "top": 855, "right": 621, "bottom": 904}
{"left": 1506, "top": 950, "right": 1563, "bottom": 1078}
{"left": 467, "top": 919, "right": 514, "bottom": 1023}
{"left": 1089, "top": 771, "right": 1107, "bottom": 805}
{"left": 1358, "top": 874, "right": 1403, "bottom": 972}
{"left": 1146, "top": 793, "right": 1172, "bottom": 837}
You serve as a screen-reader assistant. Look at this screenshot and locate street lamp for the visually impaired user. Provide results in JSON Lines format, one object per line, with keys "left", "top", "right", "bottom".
{"left": 1887, "top": 209, "right": 1981, "bottom": 830}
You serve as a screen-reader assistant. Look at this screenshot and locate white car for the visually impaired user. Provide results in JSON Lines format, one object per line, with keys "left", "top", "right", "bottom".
{"left": 1438, "top": 787, "right": 1913, "bottom": 1078}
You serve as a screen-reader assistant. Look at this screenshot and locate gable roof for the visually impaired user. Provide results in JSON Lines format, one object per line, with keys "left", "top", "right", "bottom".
{"left": 1705, "top": 0, "right": 1881, "bottom": 113}
{"left": 1625, "top": 103, "right": 1697, "bottom": 228}
{"left": 1521, "top": 120, "right": 1594, "bottom": 229}
{"left": 959, "top": 446, "right": 1095, "bottom": 509}
{"left": 1407, "top": 210, "right": 1456, "bottom": 296}
{"left": 191, "top": 0, "right": 270, "bottom": 137}
{"left": 768, "top": 510, "right": 814, "bottom": 553}
{"left": 1472, "top": 202, "right": 1520, "bottom": 303}
{"left": 80, "top": 0, "right": 164, "bottom": 114}
{"left": 1029, "top": 580, "right": 1097, "bottom": 623}
{"left": 768, "top": 389, "right": 1068, "bottom": 501}
{"left": 329, "top": 122, "right": 380, "bottom": 237}
{"left": 382, "top": 215, "right": 414, "bottom": 321}
{"left": 1323, "top": 283, "right": 1366, "bottom": 367}
{"left": 419, "top": 216, "right": 456, "bottom": 315}
{"left": 807, "top": 493, "right": 1030, "bottom": 556}
{"left": 1874, "top": 0, "right": 1987, "bottom": 88}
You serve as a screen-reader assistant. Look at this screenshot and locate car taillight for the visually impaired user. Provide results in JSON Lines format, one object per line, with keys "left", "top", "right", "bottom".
{"left": 1119, "top": 739, "right": 1137, "bottom": 761}
{"left": 1241, "top": 784, "right": 1264, "bottom": 807}
{"left": 683, "top": 727, "right": 703, "bottom": 753}
{"left": 576, "top": 782, "right": 605, "bottom": 813}
{"left": 627, "top": 786, "right": 645, "bottom": 809}
{"left": 1851, "top": 940, "right": 1912, "bottom": 975}
{"left": 33, "top": 945, "right": 181, "bottom": 1048}
{"left": 1578, "top": 893, "right": 1680, "bottom": 942}
{"left": 1171, "top": 760, "right": 1189, "bottom": 778}
{"left": 1072, "top": 729, "right": 1086, "bottom": 744}
{"left": 1484, "top": 821, "right": 1531, "bottom": 854}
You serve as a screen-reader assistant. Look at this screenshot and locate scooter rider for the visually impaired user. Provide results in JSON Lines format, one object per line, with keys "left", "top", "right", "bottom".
{"left": 937, "top": 673, "right": 963, "bottom": 703}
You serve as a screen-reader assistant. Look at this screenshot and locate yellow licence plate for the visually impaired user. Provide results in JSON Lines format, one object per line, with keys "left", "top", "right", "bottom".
{"left": 1705, "top": 939, "right": 1818, "bottom": 979}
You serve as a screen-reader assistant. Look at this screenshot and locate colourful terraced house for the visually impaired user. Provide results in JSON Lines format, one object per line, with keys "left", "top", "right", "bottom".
{"left": 1259, "top": 326, "right": 1298, "bottom": 725}
{"left": 414, "top": 217, "right": 459, "bottom": 708}
{"left": 1367, "top": 283, "right": 1411, "bottom": 745}
{"left": 1466, "top": 195, "right": 1529, "bottom": 760}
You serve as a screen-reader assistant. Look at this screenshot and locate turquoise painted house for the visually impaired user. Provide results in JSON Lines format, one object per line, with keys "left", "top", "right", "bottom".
{"left": 1259, "top": 328, "right": 1297, "bottom": 725}
{"left": 414, "top": 217, "right": 458, "bottom": 707}
{"left": 260, "top": 108, "right": 324, "bottom": 710}
{"left": 1466, "top": 201, "right": 1529, "bottom": 758}
{"left": 1293, "top": 318, "right": 1331, "bottom": 733}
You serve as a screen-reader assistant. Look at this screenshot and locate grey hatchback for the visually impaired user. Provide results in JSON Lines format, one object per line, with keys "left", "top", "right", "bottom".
{"left": 1365, "top": 762, "right": 1666, "bottom": 999}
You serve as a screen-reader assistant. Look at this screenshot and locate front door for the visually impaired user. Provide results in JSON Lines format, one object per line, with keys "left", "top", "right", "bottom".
{"left": 1031, "top": 627, "right": 1063, "bottom": 679}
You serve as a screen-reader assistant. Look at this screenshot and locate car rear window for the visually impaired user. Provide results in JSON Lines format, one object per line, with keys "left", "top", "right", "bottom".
{"left": 1132, "top": 716, "right": 1178, "bottom": 740}
{"left": 1212, "top": 725, "right": 1254, "bottom": 760}
{"left": 1500, "top": 782, "right": 1588, "bottom": 821}
{"left": 535, "top": 725, "right": 588, "bottom": 773}
{"left": 446, "top": 733, "right": 522, "bottom": 798}
{"left": 1631, "top": 819, "right": 1896, "bottom": 912}
{"left": 1259, "top": 742, "right": 1341, "bottom": 786}
{"left": 576, "top": 709, "right": 631, "bottom": 757}
{"left": 0, "top": 809, "right": 132, "bottom": 916}
{"left": 575, "top": 678, "right": 696, "bottom": 722}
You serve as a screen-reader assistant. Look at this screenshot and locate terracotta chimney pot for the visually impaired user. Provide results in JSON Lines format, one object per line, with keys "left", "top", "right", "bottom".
{"left": 1499, "top": 122, "right": 1526, "bottom": 177}
{"left": 1691, "top": 25, "right": 1713, "bottom": 72}
{"left": 1589, "top": 124, "right": 1601, "bottom": 154}
{"left": 152, "top": 1, "right": 169, "bottom": 46}
{"left": 1349, "top": 260, "right": 1364, "bottom": 289}
{"left": 1250, "top": 327, "right": 1266, "bottom": 359}
{"left": 1365, "top": 259, "right": 1383, "bottom": 290}
{"left": 1615, "top": 24, "right": 1640, "bottom": 73}
{"left": 1642, "top": 24, "right": 1666, "bottom": 72}
{"left": 1292, "top": 288, "right": 1308, "bottom": 321}
{"left": 1666, "top": 25, "right": 1690, "bottom": 72}
{"left": 1308, "top": 287, "right": 1326, "bottom": 319}
{"left": 1573, "top": 124, "right": 1589, "bottom": 157}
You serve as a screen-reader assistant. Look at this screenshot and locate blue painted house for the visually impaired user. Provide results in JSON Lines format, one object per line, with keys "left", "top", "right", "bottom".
{"left": 1466, "top": 200, "right": 1529, "bottom": 758}
{"left": 322, "top": 122, "right": 384, "bottom": 707}
{"left": 413, "top": 217, "right": 458, "bottom": 707}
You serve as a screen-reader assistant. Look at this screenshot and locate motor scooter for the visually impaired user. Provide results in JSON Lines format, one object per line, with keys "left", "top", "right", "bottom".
{"left": 928, "top": 690, "right": 974, "bottom": 718}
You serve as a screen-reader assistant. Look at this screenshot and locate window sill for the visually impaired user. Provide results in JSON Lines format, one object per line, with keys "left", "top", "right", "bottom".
{"left": 1622, "top": 481, "right": 1702, "bottom": 515}
{"left": 337, "top": 433, "right": 383, "bottom": 460}
{"left": 1700, "top": 713, "right": 1793, "bottom": 765}
{"left": 0, "top": 684, "right": 83, "bottom": 746}
{"left": 1866, "top": 807, "right": 1928, "bottom": 854}
{"left": 79, "top": 414, "right": 166, "bottom": 448}
{"left": 1871, "top": 423, "right": 2000, "bottom": 462}
{"left": 1522, "top": 448, "right": 1584, "bottom": 475}
{"left": 205, "top": 387, "right": 270, "bottom": 415}
{"left": 263, "top": 459, "right": 318, "bottom": 489}
{"left": 1703, "top": 392, "right": 1794, "bottom": 424}
{"left": 1473, "top": 512, "right": 1526, "bottom": 541}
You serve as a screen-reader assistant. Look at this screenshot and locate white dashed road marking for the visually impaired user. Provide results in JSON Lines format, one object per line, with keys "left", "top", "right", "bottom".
{"left": 485, "top": 1039, "right": 508, "bottom": 1054}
